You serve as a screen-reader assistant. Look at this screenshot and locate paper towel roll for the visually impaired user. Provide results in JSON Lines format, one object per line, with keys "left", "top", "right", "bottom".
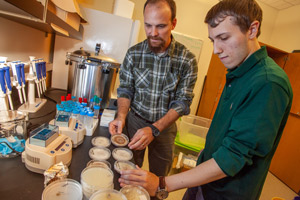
{"left": 113, "top": 0, "right": 135, "bottom": 19}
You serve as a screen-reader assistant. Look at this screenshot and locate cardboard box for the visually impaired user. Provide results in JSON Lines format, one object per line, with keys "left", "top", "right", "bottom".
{"left": 48, "top": 0, "right": 83, "bottom": 31}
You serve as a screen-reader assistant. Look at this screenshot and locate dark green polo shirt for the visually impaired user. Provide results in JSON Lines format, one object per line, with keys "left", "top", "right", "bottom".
{"left": 197, "top": 46, "right": 293, "bottom": 200}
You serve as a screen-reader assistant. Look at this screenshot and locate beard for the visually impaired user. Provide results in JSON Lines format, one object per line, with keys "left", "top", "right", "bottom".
{"left": 147, "top": 36, "right": 166, "bottom": 53}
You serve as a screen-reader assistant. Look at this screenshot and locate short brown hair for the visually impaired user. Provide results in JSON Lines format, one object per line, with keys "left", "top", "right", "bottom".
{"left": 143, "top": 0, "right": 176, "bottom": 21}
{"left": 205, "top": 0, "right": 263, "bottom": 37}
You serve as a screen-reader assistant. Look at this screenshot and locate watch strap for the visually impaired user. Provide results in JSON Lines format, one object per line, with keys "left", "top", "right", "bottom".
{"left": 159, "top": 176, "right": 166, "bottom": 189}
{"left": 148, "top": 124, "right": 160, "bottom": 137}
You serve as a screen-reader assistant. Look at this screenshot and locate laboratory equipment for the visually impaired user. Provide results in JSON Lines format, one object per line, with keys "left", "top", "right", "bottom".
{"left": 0, "top": 110, "right": 27, "bottom": 158}
{"left": 91, "top": 136, "right": 111, "bottom": 148}
{"left": 120, "top": 185, "right": 150, "bottom": 200}
{"left": 112, "top": 148, "right": 133, "bottom": 161}
{"left": 111, "top": 133, "right": 129, "bottom": 147}
{"left": 10, "top": 61, "right": 24, "bottom": 104}
{"left": 66, "top": 45, "right": 120, "bottom": 109}
{"left": 80, "top": 166, "right": 114, "bottom": 199}
{"left": 114, "top": 160, "right": 136, "bottom": 174}
{"left": 89, "top": 146, "right": 111, "bottom": 161}
{"left": 18, "top": 58, "right": 47, "bottom": 113}
{"left": 22, "top": 123, "right": 72, "bottom": 174}
{"left": 3, "top": 65, "right": 14, "bottom": 110}
{"left": 89, "top": 189, "right": 127, "bottom": 200}
{"left": 49, "top": 117, "right": 86, "bottom": 148}
{"left": 42, "top": 179, "right": 83, "bottom": 200}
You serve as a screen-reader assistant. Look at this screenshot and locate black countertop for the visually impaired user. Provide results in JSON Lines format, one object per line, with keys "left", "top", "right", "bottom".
{"left": 0, "top": 89, "right": 121, "bottom": 200}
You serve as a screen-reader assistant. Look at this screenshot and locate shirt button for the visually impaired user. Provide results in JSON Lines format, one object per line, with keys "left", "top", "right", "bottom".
{"left": 228, "top": 84, "right": 232, "bottom": 87}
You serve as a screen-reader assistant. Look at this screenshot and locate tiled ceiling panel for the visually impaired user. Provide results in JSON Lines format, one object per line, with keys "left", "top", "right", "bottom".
{"left": 258, "top": 0, "right": 300, "bottom": 10}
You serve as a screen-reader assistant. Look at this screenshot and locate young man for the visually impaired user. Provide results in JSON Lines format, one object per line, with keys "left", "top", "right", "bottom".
{"left": 118, "top": 0, "right": 293, "bottom": 199}
{"left": 109, "top": 0, "right": 198, "bottom": 177}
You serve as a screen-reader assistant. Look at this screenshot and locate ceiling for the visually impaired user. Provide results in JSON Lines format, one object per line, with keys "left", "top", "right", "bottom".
{"left": 258, "top": 0, "right": 300, "bottom": 10}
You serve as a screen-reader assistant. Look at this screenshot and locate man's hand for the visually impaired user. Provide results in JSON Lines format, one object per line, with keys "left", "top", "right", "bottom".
{"left": 128, "top": 127, "right": 154, "bottom": 150}
{"left": 109, "top": 118, "right": 125, "bottom": 135}
{"left": 119, "top": 166, "right": 159, "bottom": 197}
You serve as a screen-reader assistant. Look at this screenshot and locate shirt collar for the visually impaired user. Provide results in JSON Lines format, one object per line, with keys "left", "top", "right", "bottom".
{"left": 227, "top": 46, "right": 268, "bottom": 79}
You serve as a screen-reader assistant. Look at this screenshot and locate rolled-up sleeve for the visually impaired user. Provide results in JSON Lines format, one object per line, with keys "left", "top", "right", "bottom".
{"left": 212, "top": 83, "right": 291, "bottom": 176}
{"left": 169, "top": 55, "right": 198, "bottom": 115}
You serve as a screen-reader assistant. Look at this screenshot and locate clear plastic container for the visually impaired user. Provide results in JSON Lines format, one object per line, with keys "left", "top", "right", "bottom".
{"left": 112, "top": 148, "right": 133, "bottom": 161}
{"left": 90, "top": 189, "right": 127, "bottom": 200}
{"left": 93, "top": 105, "right": 100, "bottom": 119}
{"left": 86, "top": 160, "right": 111, "bottom": 169}
{"left": 42, "top": 179, "right": 82, "bottom": 200}
{"left": 86, "top": 111, "right": 94, "bottom": 129}
{"left": 79, "top": 110, "right": 86, "bottom": 124}
{"left": 89, "top": 146, "right": 111, "bottom": 161}
{"left": 0, "top": 110, "right": 27, "bottom": 158}
{"left": 177, "top": 115, "right": 212, "bottom": 150}
{"left": 80, "top": 166, "right": 114, "bottom": 199}
{"left": 111, "top": 134, "right": 129, "bottom": 147}
{"left": 114, "top": 160, "right": 136, "bottom": 174}
{"left": 120, "top": 185, "right": 150, "bottom": 200}
{"left": 71, "top": 109, "right": 80, "bottom": 120}
{"left": 91, "top": 136, "right": 111, "bottom": 148}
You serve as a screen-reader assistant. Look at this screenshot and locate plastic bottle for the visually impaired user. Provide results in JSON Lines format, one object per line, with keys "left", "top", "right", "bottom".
{"left": 79, "top": 110, "right": 86, "bottom": 124}
{"left": 56, "top": 104, "right": 65, "bottom": 115}
{"left": 64, "top": 107, "right": 72, "bottom": 116}
{"left": 71, "top": 96, "right": 76, "bottom": 102}
{"left": 86, "top": 111, "right": 94, "bottom": 129}
{"left": 93, "top": 105, "right": 100, "bottom": 119}
{"left": 71, "top": 109, "right": 80, "bottom": 120}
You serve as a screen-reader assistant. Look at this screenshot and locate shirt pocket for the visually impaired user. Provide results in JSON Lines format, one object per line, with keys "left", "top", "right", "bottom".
{"left": 133, "top": 68, "right": 150, "bottom": 89}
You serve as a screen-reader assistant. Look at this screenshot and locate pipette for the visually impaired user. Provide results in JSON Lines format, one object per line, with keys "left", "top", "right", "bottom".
{"left": 3, "top": 66, "right": 14, "bottom": 110}
{"left": 36, "top": 60, "right": 43, "bottom": 94}
{"left": 0, "top": 68, "right": 9, "bottom": 110}
{"left": 11, "top": 61, "right": 24, "bottom": 104}
{"left": 33, "top": 60, "right": 41, "bottom": 98}
{"left": 41, "top": 61, "right": 47, "bottom": 92}
{"left": 20, "top": 63, "right": 27, "bottom": 103}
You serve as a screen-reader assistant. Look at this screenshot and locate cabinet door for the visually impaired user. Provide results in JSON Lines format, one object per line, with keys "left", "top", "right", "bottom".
{"left": 270, "top": 53, "right": 300, "bottom": 194}
{"left": 196, "top": 53, "right": 227, "bottom": 119}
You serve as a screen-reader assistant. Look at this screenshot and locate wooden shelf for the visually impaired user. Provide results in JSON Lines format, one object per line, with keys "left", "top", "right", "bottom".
{"left": 0, "top": 0, "right": 83, "bottom": 40}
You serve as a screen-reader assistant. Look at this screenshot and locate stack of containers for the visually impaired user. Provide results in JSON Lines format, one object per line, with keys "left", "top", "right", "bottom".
{"left": 56, "top": 94, "right": 102, "bottom": 129}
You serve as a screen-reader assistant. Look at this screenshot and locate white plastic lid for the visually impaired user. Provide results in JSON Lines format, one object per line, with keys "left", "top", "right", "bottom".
{"left": 86, "top": 160, "right": 111, "bottom": 169}
{"left": 112, "top": 148, "right": 133, "bottom": 161}
{"left": 89, "top": 189, "right": 127, "bottom": 200}
{"left": 89, "top": 147, "right": 111, "bottom": 161}
{"left": 120, "top": 185, "right": 150, "bottom": 200}
{"left": 91, "top": 136, "right": 111, "bottom": 148}
{"left": 111, "top": 134, "right": 129, "bottom": 147}
{"left": 114, "top": 161, "right": 136, "bottom": 174}
{"left": 42, "top": 179, "right": 82, "bottom": 200}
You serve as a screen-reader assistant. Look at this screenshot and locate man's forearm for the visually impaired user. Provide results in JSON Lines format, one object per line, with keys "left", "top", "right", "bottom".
{"left": 166, "top": 158, "right": 227, "bottom": 192}
{"left": 153, "top": 109, "right": 180, "bottom": 132}
{"left": 117, "top": 97, "right": 131, "bottom": 120}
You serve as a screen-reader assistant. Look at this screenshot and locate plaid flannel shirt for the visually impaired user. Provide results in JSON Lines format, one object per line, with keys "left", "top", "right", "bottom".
{"left": 117, "top": 37, "right": 198, "bottom": 122}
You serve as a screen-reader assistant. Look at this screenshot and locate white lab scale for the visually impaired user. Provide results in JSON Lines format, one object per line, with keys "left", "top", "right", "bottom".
{"left": 49, "top": 117, "right": 86, "bottom": 148}
{"left": 22, "top": 124, "right": 72, "bottom": 174}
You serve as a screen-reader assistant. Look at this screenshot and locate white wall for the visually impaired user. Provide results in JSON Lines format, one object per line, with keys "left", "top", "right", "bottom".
{"left": 269, "top": 5, "right": 300, "bottom": 52}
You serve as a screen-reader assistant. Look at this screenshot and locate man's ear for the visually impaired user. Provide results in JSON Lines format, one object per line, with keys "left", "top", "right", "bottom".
{"left": 248, "top": 20, "right": 260, "bottom": 39}
{"left": 172, "top": 18, "right": 177, "bottom": 30}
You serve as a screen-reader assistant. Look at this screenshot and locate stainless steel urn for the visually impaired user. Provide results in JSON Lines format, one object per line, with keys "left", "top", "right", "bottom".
{"left": 66, "top": 47, "right": 120, "bottom": 109}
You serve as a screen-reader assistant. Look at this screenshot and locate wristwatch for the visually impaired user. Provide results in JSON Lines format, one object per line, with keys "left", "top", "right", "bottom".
{"left": 156, "top": 176, "right": 169, "bottom": 199}
{"left": 148, "top": 124, "right": 160, "bottom": 137}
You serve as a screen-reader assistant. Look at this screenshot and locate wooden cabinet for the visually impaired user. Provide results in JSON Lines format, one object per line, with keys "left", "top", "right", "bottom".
{"left": 0, "top": 0, "right": 84, "bottom": 40}
{"left": 196, "top": 44, "right": 300, "bottom": 194}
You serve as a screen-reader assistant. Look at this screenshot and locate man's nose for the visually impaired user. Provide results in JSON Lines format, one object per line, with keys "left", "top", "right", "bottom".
{"left": 213, "top": 41, "right": 222, "bottom": 55}
{"left": 150, "top": 27, "right": 159, "bottom": 37}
